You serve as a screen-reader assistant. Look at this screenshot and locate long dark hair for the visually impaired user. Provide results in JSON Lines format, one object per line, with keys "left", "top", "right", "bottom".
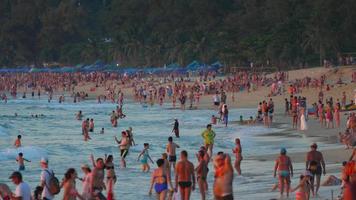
{"left": 64, "top": 168, "right": 76, "bottom": 181}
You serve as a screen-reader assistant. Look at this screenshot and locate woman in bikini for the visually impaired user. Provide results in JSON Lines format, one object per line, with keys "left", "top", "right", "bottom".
{"left": 232, "top": 138, "right": 243, "bottom": 175}
{"left": 273, "top": 148, "right": 293, "bottom": 198}
{"left": 334, "top": 103, "right": 341, "bottom": 128}
{"left": 149, "top": 159, "right": 173, "bottom": 200}
{"left": 105, "top": 155, "right": 117, "bottom": 188}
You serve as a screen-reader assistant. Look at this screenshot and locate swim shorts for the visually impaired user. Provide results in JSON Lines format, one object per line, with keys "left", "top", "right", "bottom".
{"left": 121, "top": 149, "right": 128, "bottom": 158}
{"left": 178, "top": 181, "right": 192, "bottom": 188}
{"left": 169, "top": 155, "right": 177, "bottom": 162}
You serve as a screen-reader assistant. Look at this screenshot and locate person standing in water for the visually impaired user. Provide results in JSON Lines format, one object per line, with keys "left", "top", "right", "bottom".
{"left": 76, "top": 110, "right": 83, "bottom": 120}
{"left": 175, "top": 150, "right": 195, "bottom": 200}
{"left": 16, "top": 153, "right": 31, "bottom": 171}
{"left": 213, "top": 152, "right": 234, "bottom": 200}
{"left": 115, "top": 131, "right": 130, "bottom": 168}
{"left": 232, "top": 138, "right": 242, "bottom": 175}
{"left": 195, "top": 150, "right": 208, "bottom": 200}
{"left": 274, "top": 148, "right": 293, "bottom": 198}
{"left": 138, "top": 143, "right": 154, "bottom": 172}
{"left": 201, "top": 124, "right": 216, "bottom": 157}
{"left": 148, "top": 159, "right": 174, "bottom": 200}
{"left": 89, "top": 119, "right": 94, "bottom": 132}
{"left": 89, "top": 155, "right": 106, "bottom": 200}
{"left": 172, "top": 119, "right": 180, "bottom": 138}
{"left": 223, "top": 105, "right": 229, "bottom": 127}
{"left": 14, "top": 135, "right": 22, "bottom": 148}
{"left": 166, "top": 137, "right": 180, "bottom": 174}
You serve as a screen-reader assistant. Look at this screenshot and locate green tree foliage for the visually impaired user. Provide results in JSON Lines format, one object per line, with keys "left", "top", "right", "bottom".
{"left": 0, "top": 0, "right": 355, "bottom": 67}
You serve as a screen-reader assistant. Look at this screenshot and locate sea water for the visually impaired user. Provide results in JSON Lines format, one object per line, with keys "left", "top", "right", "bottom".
{"left": 0, "top": 97, "right": 340, "bottom": 199}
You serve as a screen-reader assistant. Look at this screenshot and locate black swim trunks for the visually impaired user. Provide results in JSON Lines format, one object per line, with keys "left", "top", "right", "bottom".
{"left": 178, "top": 181, "right": 192, "bottom": 188}
{"left": 169, "top": 155, "right": 177, "bottom": 162}
{"left": 121, "top": 149, "right": 128, "bottom": 158}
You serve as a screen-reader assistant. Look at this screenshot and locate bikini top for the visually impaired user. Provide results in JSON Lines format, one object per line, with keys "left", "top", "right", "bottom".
{"left": 154, "top": 170, "right": 167, "bottom": 184}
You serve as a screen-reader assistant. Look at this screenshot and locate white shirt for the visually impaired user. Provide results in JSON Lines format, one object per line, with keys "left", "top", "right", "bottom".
{"left": 15, "top": 182, "right": 31, "bottom": 200}
{"left": 41, "top": 169, "right": 54, "bottom": 199}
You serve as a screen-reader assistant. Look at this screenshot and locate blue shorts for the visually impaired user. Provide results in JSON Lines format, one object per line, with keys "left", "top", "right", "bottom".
{"left": 19, "top": 165, "right": 25, "bottom": 171}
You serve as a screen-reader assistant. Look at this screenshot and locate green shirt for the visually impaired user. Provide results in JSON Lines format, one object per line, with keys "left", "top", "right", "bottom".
{"left": 201, "top": 129, "right": 216, "bottom": 145}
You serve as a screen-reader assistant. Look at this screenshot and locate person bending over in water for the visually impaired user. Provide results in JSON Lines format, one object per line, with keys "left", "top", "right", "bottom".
{"left": 175, "top": 150, "right": 195, "bottom": 200}
{"left": 232, "top": 138, "right": 243, "bottom": 175}
{"left": 14, "top": 135, "right": 22, "bottom": 148}
{"left": 213, "top": 152, "right": 234, "bottom": 200}
{"left": 16, "top": 153, "right": 31, "bottom": 171}
{"left": 274, "top": 148, "right": 293, "bottom": 198}
{"left": 138, "top": 143, "right": 154, "bottom": 172}
{"left": 149, "top": 159, "right": 173, "bottom": 200}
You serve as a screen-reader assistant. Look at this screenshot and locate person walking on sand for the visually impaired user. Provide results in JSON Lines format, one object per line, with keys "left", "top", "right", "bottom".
{"left": 201, "top": 124, "right": 216, "bottom": 157}
{"left": 273, "top": 148, "right": 293, "bottom": 198}
{"left": 213, "top": 152, "right": 234, "bottom": 200}
{"left": 232, "top": 138, "right": 243, "bottom": 175}
{"left": 172, "top": 119, "right": 180, "bottom": 138}
{"left": 166, "top": 137, "right": 180, "bottom": 174}
{"left": 305, "top": 143, "right": 326, "bottom": 197}
{"left": 175, "top": 150, "right": 195, "bottom": 200}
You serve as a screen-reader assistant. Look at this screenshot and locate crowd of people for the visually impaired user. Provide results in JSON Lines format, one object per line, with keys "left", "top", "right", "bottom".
{"left": 0, "top": 68, "right": 356, "bottom": 200}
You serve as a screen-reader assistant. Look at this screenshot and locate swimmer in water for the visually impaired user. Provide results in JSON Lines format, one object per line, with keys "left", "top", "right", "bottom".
{"left": 137, "top": 143, "right": 154, "bottom": 172}
{"left": 76, "top": 110, "right": 83, "bottom": 120}
{"left": 16, "top": 153, "right": 31, "bottom": 171}
{"left": 100, "top": 128, "right": 104, "bottom": 134}
{"left": 14, "top": 135, "right": 22, "bottom": 148}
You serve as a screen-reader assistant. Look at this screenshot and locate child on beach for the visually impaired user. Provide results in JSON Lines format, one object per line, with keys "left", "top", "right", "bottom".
{"left": 16, "top": 152, "right": 31, "bottom": 171}
{"left": 138, "top": 143, "right": 154, "bottom": 172}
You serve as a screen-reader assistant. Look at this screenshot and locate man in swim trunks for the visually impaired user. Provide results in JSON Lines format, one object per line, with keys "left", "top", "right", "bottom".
{"left": 166, "top": 137, "right": 180, "bottom": 173}
{"left": 305, "top": 143, "right": 326, "bottom": 197}
{"left": 273, "top": 148, "right": 293, "bottom": 198}
{"left": 16, "top": 153, "right": 31, "bottom": 171}
{"left": 201, "top": 124, "right": 216, "bottom": 157}
{"left": 213, "top": 152, "right": 234, "bottom": 200}
{"left": 175, "top": 150, "right": 195, "bottom": 200}
{"left": 115, "top": 131, "right": 130, "bottom": 168}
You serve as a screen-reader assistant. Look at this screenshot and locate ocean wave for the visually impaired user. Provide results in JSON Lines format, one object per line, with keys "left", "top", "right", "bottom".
{"left": 0, "top": 146, "right": 47, "bottom": 161}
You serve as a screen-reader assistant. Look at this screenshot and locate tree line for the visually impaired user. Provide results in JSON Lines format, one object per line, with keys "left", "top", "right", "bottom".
{"left": 0, "top": 0, "right": 355, "bottom": 68}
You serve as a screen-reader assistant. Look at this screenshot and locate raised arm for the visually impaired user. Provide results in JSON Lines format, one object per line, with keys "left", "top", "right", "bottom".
{"left": 90, "top": 154, "right": 96, "bottom": 168}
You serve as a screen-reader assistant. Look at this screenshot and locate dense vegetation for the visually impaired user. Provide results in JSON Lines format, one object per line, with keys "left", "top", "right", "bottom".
{"left": 0, "top": 0, "right": 355, "bottom": 67}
